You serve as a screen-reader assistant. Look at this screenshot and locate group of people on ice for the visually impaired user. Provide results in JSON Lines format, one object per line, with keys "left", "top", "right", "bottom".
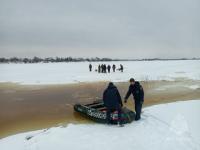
{"left": 103, "top": 78, "right": 144, "bottom": 126}
{"left": 89, "top": 64, "right": 124, "bottom": 73}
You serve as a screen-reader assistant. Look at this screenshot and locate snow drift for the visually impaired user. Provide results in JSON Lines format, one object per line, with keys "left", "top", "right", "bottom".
{"left": 0, "top": 100, "right": 200, "bottom": 150}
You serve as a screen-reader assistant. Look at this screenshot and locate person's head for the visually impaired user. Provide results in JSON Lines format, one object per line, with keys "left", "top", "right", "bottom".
{"left": 108, "top": 82, "right": 115, "bottom": 88}
{"left": 129, "top": 78, "right": 135, "bottom": 85}
{"left": 108, "top": 82, "right": 114, "bottom": 86}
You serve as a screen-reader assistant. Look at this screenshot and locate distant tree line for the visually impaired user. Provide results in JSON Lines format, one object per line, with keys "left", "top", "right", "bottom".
{"left": 0, "top": 57, "right": 199, "bottom": 64}
{"left": 0, "top": 57, "right": 116, "bottom": 63}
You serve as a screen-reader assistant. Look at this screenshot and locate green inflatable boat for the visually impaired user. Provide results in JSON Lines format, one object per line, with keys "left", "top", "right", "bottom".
{"left": 74, "top": 100, "right": 135, "bottom": 124}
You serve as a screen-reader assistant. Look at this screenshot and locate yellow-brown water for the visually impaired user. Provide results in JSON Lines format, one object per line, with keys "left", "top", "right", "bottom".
{"left": 0, "top": 80, "right": 200, "bottom": 138}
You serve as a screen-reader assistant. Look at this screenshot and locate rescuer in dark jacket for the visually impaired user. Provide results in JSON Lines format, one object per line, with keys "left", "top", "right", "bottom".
{"left": 103, "top": 82, "right": 123, "bottom": 125}
{"left": 124, "top": 78, "right": 144, "bottom": 121}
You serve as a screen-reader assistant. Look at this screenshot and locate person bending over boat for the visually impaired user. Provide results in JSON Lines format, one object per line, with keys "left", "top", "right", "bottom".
{"left": 124, "top": 78, "right": 144, "bottom": 121}
{"left": 103, "top": 82, "right": 123, "bottom": 126}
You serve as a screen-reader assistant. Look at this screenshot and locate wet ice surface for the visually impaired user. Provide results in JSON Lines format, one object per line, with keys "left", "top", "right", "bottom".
{"left": 0, "top": 100, "right": 200, "bottom": 150}
{"left": 0, "top": 60, "right": 200, "bottom": 84}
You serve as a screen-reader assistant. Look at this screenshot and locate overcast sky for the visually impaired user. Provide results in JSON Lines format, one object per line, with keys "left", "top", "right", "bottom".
{"left": 0, "top": 0, "right": 200, "bottom": 58}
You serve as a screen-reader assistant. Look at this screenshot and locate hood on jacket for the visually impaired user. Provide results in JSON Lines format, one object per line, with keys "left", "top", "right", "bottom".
{"left": 107, "top": 82, "right": 116, "bottom": 89}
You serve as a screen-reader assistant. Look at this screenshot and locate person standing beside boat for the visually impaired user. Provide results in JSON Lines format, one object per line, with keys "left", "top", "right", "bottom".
{"left": 124, "top": 78, "right": 144, "bottom": 121}
{"left": 103, "top": 82, "right": 123, "bottom": 126}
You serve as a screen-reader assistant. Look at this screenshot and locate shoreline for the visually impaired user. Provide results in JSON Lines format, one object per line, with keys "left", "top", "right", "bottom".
{"left": 0, "top": 80, "right": 200, "bottom": 138}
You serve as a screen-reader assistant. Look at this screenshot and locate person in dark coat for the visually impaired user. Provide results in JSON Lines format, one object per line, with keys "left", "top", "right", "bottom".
{"left": 107, "top": 65, "right": 111, "bottom": 73}
{"left": 112, "top": 64, "right": 116, "bottom": 72}
{"left": 89, "top": 64, "right": 92, "bottom": 72}
{"left": 124, "top": 78, "right": 144, "bottom": 121}
{"left": 103, "top": 82, "right": 123, "bottom": 125}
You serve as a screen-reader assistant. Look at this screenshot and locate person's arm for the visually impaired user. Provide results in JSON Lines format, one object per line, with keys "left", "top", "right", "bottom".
{"left": 140, "top": 86, "right": 144, "bottom": 103}
{"left": 124, "top": 85, "right": 132, "bottom": 102}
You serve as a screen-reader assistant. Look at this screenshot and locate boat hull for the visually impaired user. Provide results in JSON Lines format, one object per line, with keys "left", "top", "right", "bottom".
{"left": 74, "top": 101, "right": 135, "bottom": 124}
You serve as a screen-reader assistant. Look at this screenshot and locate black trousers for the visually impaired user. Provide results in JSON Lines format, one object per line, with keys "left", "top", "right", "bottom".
{"left": 106, "top": 106, "right": 122, "bottom": 124}
{"left": 135, "top": 101, "right": 143, "bottom": 120}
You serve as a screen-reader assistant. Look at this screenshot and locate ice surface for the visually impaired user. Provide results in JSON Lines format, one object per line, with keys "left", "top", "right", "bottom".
{"left": 0, "top": 60, "right": 200, "bottom": 84}
{"left": 187, "top": 85, "right": 199, "bottom": 89}
{"left": 0, "top": 100, "right": 200, "bottom": 150}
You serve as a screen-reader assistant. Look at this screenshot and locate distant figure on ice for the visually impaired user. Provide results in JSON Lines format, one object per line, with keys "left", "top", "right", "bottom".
{"left": 103, "top": 64, "right": 107, "bottom": 73}
{"left": 101, "top": 64, "right": 104, "bottom": 73}
{"left": 112, "top": 64, "right": 116, "bottom": 72}
{"left": 89, "top": 64, "right": 92, "bottom": 72}
{"left": 119, "top": 64, "right": 124, "bottom": 72}
{"left": 107, "top": 65, "right": 111, "bottom": 73}
{"left": 103, "top": 82, "right": 123, "bottom": 126}
{"left": 98, "top": 65, "right": 101, "bottom": 73}
{"left": 124, "top": 78, "right": 144, "bottom": 121}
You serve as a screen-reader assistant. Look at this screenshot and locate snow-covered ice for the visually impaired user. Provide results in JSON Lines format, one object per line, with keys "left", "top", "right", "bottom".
{"left": 0, "top": 100, "right": 200, "bottom": 150}
{"left": 187, "top": 85, "right": 199, "bottom": 90}
{"left": 0, "top": 60, "right": 200, "bottom": 84}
